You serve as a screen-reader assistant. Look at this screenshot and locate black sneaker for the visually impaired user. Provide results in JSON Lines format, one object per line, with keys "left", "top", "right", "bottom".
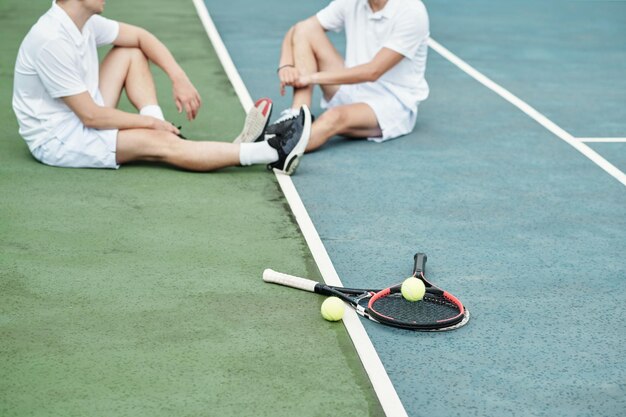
{"left": 266, "top": 110, "right": 315, "bottom": 137}
{"left": 266, "top": 105, "right": 312, "bottom": 175}
{"left": 266, "top": 109, "right": 299, "bottom": 136}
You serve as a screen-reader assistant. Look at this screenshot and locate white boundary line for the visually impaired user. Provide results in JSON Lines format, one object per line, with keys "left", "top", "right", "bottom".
{"left": 576, "top": 138, "right": 626, "bottom": 143}
{"left": 191, "top": 1, "right": 408, "bottom": 416}
{"left": 192, "top": 0, "right": 253, "bottom": 110}
{"left": 428, "top": 38, "right": 626, "bottom": 187}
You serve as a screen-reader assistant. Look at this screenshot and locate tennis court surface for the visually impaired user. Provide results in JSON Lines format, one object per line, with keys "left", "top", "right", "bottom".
{"left": 2, "top": 0, "right": 625, "bottom": 416}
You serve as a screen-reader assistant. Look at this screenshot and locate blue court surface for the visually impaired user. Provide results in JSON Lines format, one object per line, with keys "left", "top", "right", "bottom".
{"left": 204, "top": 0, "right": 625, "bottom": 416}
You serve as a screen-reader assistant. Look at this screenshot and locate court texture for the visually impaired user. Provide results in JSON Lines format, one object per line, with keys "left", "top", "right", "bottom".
{"left": 1, "top": 0, "right": 625, "bottom": 416}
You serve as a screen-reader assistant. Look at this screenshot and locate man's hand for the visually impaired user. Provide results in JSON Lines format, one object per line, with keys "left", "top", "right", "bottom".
{"left": 278, "top": 66, "right": 300, "bottom": 96}
{"left": 114, "top": 24, "right": 202, "bottom": 121}
{"left": 173, "top": 75, "right": 202, "bottom": 121}
{"left": 293, "top": 74, "right": 313, "bottom": 89}
{"left": 149, "top": 117, "right": 180, "bottom": 135}
{"left": 62, "top": 91, "right": 180, "bottom": 133}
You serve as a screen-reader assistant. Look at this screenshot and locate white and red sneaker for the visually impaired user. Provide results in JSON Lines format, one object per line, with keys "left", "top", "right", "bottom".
{"left": 232, "top": 98, "right": 273, "bottom": 144}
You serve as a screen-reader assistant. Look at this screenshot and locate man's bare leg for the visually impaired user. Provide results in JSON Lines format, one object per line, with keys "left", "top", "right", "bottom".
{"left": 307, "top": 103, "right": 382, "bottom": 151}
{"left": 99, "top": 46, "right": 159, "bottom": 110}
{"left": 97, "top": 47, "right": 299, "bottom": 172}
{"left": 290, "top": 19, "right": 344, "bottom": 109}
{"left": 285, "top": 21, "right": 383, "bottom": 152}
{"left": 116, "top": 129, "right": 241, "bottom": 171}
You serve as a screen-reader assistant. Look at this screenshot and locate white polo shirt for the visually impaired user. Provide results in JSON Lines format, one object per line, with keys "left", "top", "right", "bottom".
{"left": 12, "top": 1, "right": 119, "bottom": 151}
{"left": 316, "top": 0, "right": 430, "bottom": 112}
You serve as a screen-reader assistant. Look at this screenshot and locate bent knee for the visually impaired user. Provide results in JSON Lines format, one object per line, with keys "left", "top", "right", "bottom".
{"left": 109, "top": 46, "right": 148, "bottom": 63}
{"left": 319, "top": 107, "right": 349, "bottom": 128}
{"left": 292, "top": 21, "right": 308, "bottom": 43}
{"left": 293, "top": 18, "right": 323, "bottom": 42}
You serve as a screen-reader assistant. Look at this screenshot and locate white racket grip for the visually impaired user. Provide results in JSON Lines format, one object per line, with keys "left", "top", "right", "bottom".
{"left": 262, "top": 269, "right": 318, "bottom": 293}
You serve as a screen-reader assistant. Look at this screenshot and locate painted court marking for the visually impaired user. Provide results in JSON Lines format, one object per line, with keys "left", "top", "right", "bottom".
{"left": 428, "top": 38, "right": 626, "bottom": 187}
{"left": 575, "top": 138, "right": 626, "bottom": 143}
{"left": 191, "top": 1, "right": 408, "bottom": 416}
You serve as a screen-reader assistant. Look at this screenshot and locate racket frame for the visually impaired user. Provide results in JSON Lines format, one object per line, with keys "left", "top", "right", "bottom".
{"left": 263, "top": 253, "right": 469, "bottom": 331}
{"left": 364, "top": 253, "right": 468, "bottom": 329}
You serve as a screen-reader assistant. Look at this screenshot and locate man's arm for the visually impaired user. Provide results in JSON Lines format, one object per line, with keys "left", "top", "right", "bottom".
{"left": 113, "top": 23, "right": 202, "bottom": 121}
{"left": 298, "top": 48, "right": 404, "bottom": 87}
{"left": 278, "top": 25, "right": 296, "bottom": 71}
{"left": 62, "top": 92, "right": 179, "bottom": 134}
{"left": 279, "top": 15, "right": 404, "bottom": 89}
{"left": 277, "top": 25, "right": 298, "bottom": 96}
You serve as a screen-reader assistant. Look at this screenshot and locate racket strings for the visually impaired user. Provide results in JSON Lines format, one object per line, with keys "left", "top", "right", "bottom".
{"left": 370, "top": 293, "right": 461, "bottom": 325}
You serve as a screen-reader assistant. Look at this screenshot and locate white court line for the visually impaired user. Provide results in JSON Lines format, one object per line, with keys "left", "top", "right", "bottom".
{"left": 428, "top": 38, "right": 626, "bottom": 187}
{"left": 576, "top": 138, "right": 626, "bottom": 143}
{"left": 191, "top": 1, "right": 408, "bottom": 416}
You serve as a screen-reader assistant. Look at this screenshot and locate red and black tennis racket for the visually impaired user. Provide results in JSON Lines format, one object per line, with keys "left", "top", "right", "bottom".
{"left": 263, "top": 253, "right": 469, "bottom": 331}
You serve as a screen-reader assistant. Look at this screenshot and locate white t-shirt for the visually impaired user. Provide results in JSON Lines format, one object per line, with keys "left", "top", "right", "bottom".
{"left": 316, "top": 0, "right": 430, "bottom": 112}
{"left": 12, "top": 2, "right": 119, "bottom": 151}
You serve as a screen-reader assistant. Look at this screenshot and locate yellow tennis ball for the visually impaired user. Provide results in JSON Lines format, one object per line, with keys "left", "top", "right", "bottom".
{"left": 321, "top": 297, "right": 345, "bottom": 322}
{"left": 401, "top": 277, "right": 426, "bottom": 301}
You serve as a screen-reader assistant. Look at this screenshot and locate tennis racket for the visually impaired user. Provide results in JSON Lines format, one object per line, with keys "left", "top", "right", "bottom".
{"left": 263, "top": 253, "right": 469, "bottom": 331}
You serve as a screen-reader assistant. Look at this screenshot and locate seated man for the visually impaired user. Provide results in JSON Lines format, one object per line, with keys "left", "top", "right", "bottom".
{"left": 251, "top": 0, "right": 430, "bottom": 151}
{"left": 12, "top": 0, "right": 310, "bottom": 175}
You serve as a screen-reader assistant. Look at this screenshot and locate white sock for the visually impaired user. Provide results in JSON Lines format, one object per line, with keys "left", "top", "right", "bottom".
{"left": 139, "top": 104, "right": 165, "bottom": 121}
{"left": 239, "top": 142, "right": 279, "bottom": 166}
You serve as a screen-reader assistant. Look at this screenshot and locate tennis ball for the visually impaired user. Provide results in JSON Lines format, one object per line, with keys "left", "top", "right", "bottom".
{"left": 321, "top": 297, "right": 345, "bottom": 322}
{"left": 401, "top": 277, "right": 425, "bottom": 301}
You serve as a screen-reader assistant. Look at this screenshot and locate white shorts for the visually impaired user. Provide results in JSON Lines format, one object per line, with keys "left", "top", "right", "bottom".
{"left": 321, "top": 82, "right": 418, "bottom": 142}
{"left": 30, "top": 124, "right": 119, "bottom": 169}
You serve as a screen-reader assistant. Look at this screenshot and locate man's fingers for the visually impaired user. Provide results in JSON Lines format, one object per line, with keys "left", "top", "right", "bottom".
{"left": 288, "top": 69, "right": 300, "bottom": 84}
{"left": 191, "top": 92, "right": 201, "bottom": 109}
{"left": 154, "top": 119, "right": 178, "bottom": 134}
{"left": 165, "top": 120, "right": 178, "bottom": 134}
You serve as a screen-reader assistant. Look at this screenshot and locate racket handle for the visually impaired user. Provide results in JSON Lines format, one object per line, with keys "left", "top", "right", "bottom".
{"left": 413, "top": 253, "right": 427, "bottom": 275}
{"left": 262, "top": 269, "right": 318, "bottom": 292}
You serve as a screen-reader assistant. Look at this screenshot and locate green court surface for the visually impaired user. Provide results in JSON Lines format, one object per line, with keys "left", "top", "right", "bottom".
{"left": 0, "top": 1, "right": 383, "bottom": 416}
